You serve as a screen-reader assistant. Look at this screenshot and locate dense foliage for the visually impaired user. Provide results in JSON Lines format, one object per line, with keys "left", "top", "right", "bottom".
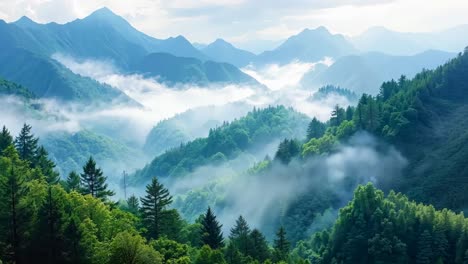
{"left": 0, "top": 124, "right": 308, "bottom": 264}
{"left": 295, "top": 183, "right": 468, "bottom": 264}
{"left": 299, "top": 49, "right": 468, "bottom": 211}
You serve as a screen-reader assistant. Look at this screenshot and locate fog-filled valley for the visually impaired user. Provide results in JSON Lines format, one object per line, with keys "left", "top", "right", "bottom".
{"left": 1, "top": 2, "right": 468, "bottom": 264}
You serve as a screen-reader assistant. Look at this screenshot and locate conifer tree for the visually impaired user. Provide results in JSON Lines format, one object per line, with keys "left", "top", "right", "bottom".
{"left": 229, "top": 215, "right": 251, "bottom": 256}
{"left": 35, "top": 146, "right": 59, "bottom": 184}
{"left": 140, "top": 177, "right": 172, "bottom": 240}
{"left": 306, "top": 118, "right": 326, "bottom": 140}
{"left": 66, "top": 171, "right": 80, "bottom": 192}
{"left": 250, "top": 229, "right": 270, "bottom": 262}
{"left": 273, "top": 226, "right": 290, "bottom": 263}
{"left": 0, "top": 126, "right": 13, "bottom": 154}
{"left": 0, "top": 146, "right": 30, "bottom": 263}
{"left": 127, "top": 194, "right": 139, "bottom": 215}
{"left": 80, "top": 157, "right": 114, "bottom": 201}
{"left": 14, "top": 123, "right": 38, "bottom": 164}
{"left": 201, "top": 207, "right": 224, "bottom": 249}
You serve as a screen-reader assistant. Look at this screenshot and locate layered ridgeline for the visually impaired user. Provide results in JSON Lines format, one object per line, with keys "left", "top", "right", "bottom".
{"left": 133, "top": 105, "right": 310, "bottom": 182}
{"left": 301, "top": 50, "right": 455, "bottom": 94}
{"left": 133, "top": 52, "right": 258, "bottom": 86}
{"left": 0, "top": 7, "right": 258, "bottom": 97}
{"left": 352, "top": 25, "right": 468, "bottom": 55}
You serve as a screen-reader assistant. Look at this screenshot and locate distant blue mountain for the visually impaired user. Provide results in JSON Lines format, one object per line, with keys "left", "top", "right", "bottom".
{"left": 0, "top": 7, "right": 259, "bottom": 100}
{"left": 132, "top": 52, "right": 259, "bottom": 86}
{"left": 301, "top": 50, "right": 456, "bottom": 95}
{"left": 255, "top": 27, "right": 356, "bottom": 65}
{"left": 352, "top": 25, "right": 468, "bottom": 55}
{"left": 0, "top": 48, "right": 134, "bottom": 102}
{"left": 201, "top": 39, "right": 256, "bottom": 67}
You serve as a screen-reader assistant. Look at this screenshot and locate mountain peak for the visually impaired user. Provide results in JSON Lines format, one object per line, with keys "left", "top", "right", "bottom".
{"left": 85, "top": 7, "right": 124, "bottom": 23}
{"left": 91, "top": 7, "right": 115, "bottom": 16}
{"left": 14, "top": 16, "right": 38, "bottom": 27}
{"left": 211, "top": 38, "right": 234, "bottom": 47}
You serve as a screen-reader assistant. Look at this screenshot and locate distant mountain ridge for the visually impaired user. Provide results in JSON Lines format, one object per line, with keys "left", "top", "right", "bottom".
{"left": 352, "top": 25, "right": 468, "bottom": 55}
{"left": 301, "top": 50, "right": 456, "bottom": 95}
{"left": 201, "top": 39, "right": 256, "bottom": 67}
{"left": 0, "top": 7, "right": 260, "bottom": 100}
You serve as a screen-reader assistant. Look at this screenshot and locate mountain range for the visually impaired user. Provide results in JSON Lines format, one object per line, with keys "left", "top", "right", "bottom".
{"left": 0, "top": 7, "right": 259, "bottom": 102}
{"left": 351, "top": 25, "right": 468, "bottom": 55}
{"left": 301, "top": 50, "right": 456, "bottom": 94}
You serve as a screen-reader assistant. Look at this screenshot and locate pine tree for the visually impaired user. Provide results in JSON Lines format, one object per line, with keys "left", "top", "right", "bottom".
{"left": 140, "top": 177, "right": 172, "bottom": 240}
{"left": 273, "top": 226, "right": 290, "bottom": 263}
{"left": 126, "top": 194, "right": 139, "bottom": 214}
{"left": 0, "top": 146, "right": 29, "bottom": 263}
{"left": 80, "top": 157, "right": 114, "bottom": 201}
{"left": 0, "top": 126, "right": 13, "bottom": 154}
{"left": 250, "top": 229, "right": 270, "bottom": 262}
{"left": 229, "top": 215, "right": 251, "bottom": 256}
{"left": 34, "top": 146, "right": 59, "bottom": 184}
{"left": 306, "top": 118, "right": 326, "bottom": 140}
{"left": 201, "top": 207, "right": 224, "bottom": 249}
{"left": 32, "top": 186, "right": 65, "bottom": 263}
{"left": 14, "top": 123, "right": 38, "bottom": 164}
{"left": 65, "top": 171, "right": 80, "bottom": 192}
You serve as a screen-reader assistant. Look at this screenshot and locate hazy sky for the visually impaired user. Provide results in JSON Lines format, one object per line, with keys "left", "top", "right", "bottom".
{"left": 1, "top": 0, "right": 468, "bottom": 51}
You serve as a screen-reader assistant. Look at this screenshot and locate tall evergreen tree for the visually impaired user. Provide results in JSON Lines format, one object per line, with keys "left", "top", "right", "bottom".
{"left": 34, "top": 146, "right": 59, "bottom": 184}
{"left": 201, "top": 207, "right": 224, "bottom": 249}
{"left": 65, "top": 171, "right": 80, "bottom": 192}
{"left": 273, "top": 226, "right": 290, "bottom": 263}
{"left": 14, "top": 123, "right": 38, "bottom": 164}
{"left": 80, "top": 157, "right": 114, "bottom": 201}
{"left": 229, "top": 215, "right": 251, "bottom": 256}
{"left": 250, "top": 229, "right": 270, "bottom": 262}
{"left": 32, "top": 186, "right": 66, "bottom": 263}
{"left": 0, "top": 126, "right": 13, "bottom": 154}
{"left": 140, "top": 177, "right": 172, "bottom": 240}
{"left": 0, "top": 146, "right": 30, "bottom": 263}
{"left": 126, "top": 194, "right": 139, "bottom": 215}
{"left": 306, "top": 118, "right": 326, "bottom": 140}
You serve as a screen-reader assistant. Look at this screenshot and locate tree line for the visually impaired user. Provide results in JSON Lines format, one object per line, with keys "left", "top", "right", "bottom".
{"left": 0, "top": 124, "right": 301, "bottom": 264}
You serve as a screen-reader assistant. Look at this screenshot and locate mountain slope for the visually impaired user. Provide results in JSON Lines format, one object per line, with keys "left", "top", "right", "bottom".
{"left": 255, "top": 27, "right": 356, "bottom": 65}
{"left": 132, "top": 52, "right": 259, "bottom": 85}
{"left": 0, "top": 48, "right": 130, "bottom": 102}
{"left": 0, "top": 77, "right": 36, "bottom": 100}
{"left": 201, "top": 39, "right": 256, "bottom": 67}
{"left": 300, "top": 49, "right": 468, "bottom": 211}
{"left": 301, "top": 50, "right": 455, "bottom": 94}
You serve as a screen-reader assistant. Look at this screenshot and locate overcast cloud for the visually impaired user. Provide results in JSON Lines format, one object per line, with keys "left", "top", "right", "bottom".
{"left": 1, "top": 0, "right": 467, "bottom": 52}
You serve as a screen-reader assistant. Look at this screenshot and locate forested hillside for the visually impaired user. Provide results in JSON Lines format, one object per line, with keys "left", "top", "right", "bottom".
{"left": 297, "top": 49, "right": 468, "bottom": 211}
{"left": 133, "top": 105, "right": 310, "bottom": 182}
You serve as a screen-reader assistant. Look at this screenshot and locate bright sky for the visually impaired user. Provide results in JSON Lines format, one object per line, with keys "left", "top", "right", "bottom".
{"left": 1, "top": 0, "right": 467, "bottom": 51}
